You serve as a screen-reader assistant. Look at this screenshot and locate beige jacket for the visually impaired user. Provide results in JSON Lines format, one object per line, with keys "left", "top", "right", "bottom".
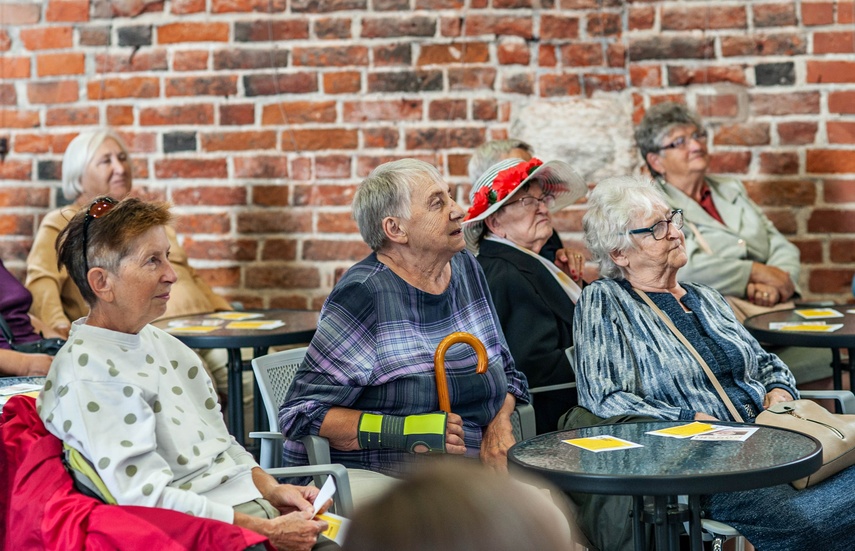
{"left": 26, "top": 206, "right": 231, "bottom": 331}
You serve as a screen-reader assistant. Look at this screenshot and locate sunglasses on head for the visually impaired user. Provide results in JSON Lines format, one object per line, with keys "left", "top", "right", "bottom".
{"left": 82, "top": 196, "right": 118, "bottom": 274}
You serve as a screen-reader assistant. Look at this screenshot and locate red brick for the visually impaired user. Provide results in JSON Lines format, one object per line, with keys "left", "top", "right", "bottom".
{"left": 20, "top": 27, "right": 73, "bottom": 50}
{"left": 212, "top": 0, "right": 286, "bottom": 12}
{"left": 246, "top": 266, "right": 320, "bottom": 290}
{"left": 449, "top": 67, "right": 496, "bottom": 90}
{"left": 807, "top": 150, "right": 855, "bottom": 174}
{"left": 448, "top": 154, "right": 468, "bottom": 177}
{"left": 720, "top": 34, "right": 805, "bottom": 57}
{"left": 315, "top": 156, "right": 352, "bottom": 179}
{"left": 172, "top": 0, "right": 206, "bottom": 13}
{"left": 96, "top": 51, "right": 169, "bottom": 73}
{"left": 120, "top": 132, "right": 158, "bottom": 153}
{"left": 764, "top": 210, "right": 796, "bottom": 234}
{"left": 416, "top": 0, "right": 464, "bottom": 8}
{"left": 343, "top": 99, "right": 422, "bottom": 122}
{"left": 291, "top": 158, "right": 312, "bottom": 180}
{"left": 0, "top": 83, "right": 14, "bottom": 105}
{"left": 0, "top": 57, "right": 30, "bottom": 79}
{"left": 750, "top": 92, "right": 820, "bottom": 115}
{"left": 808, "top": 269, "right": 855, "bottom": 294}
{"left": 88, "top": 77, "right": 159, "bottom": 99}
{"left": 362, "top": 128, "right": 399, "bottom": 149}
{"left": 46, "top": 0, "right": 89, "bottom": 22}
{"left": 373, "top": 44, "right": 412, "bottom": 66}
{"left": 173, "top": 213, "right": 231, "bottom": 234}
{"left": 540, "top": 15, "right": 579, "bottom": 40}
{"left": 158, "top": 22, "right": 229, "bottom": 43}
{"left": 587, "top": 12, "right": 621, "bottom": 37}
{"left": 261, "top": 238, "right": 297, "bottom": 261}
{"left": 496, "top": 38, "right": 531, "bottom": 65}
{"left": 315, "top": 17, "right": 352, "bottom": 39}
{"left": 708, "top": 152, "right": 751, "bottom": 174}
{"left": 473, "top": 99, "right": 497, "bottom": 121}
{"left": 235, "top": 157, "right": 289, "bottom": 180}
{"left": 220, "top": 104, "right": 255, "bottom": 125}
{"left": 13, "top": 134, "right": 51, "bottom": 154}
{"left": 539, "top": 73, "right": 582, "bottom": 97}
{"left": 235, "top": 19, "right": 309, "bottom": 42}
{"left": 201, "top": 131, "right": 276, "bottom": 151}
{"left": 417, "top": 42, "right": 489, "bottom": 65}
{"left": 355, "top": 154, "right": 437, "bottom": 177}
{"left": 182, "top": 238, "right": 257, "bottom": 261}
{"left": 107, "top": 105, "right": 134, "bottom": 126}
{"left": 28, "top": 81, "right": 78, "bottom": 104}
{"left": 824, "top": 180, "right": 855, "bottom": 203}
{"left": 140, "top": 105, "right": 214, "bottom": 126}
{"left": 559, "top": 43, "right": 603, "bottom": 67}
{"left": 429, "top": 99, "right": 466, "bottom": 120}
{"left": 261, "top": 101, "right": 337, "bottom": 125}
{"left": 238, "top": 210, "right": 312, "bottom": 233}
{"left": 0, "top": 162, "right": 32, "bottom": 182}
{"left": 828, "top": 122, "right": 855, "bottom": 144}
{"left": 714, "top": 123, "right": 770, "bottom": 147}
{"left": 36, "top": 52, "right": 84, "bottom": 76}
{"left": 165, "top": 76, "right": 237, "bottom": 97}
{"left": 583, "top": 74, "right": 626, "bottom": 96}
{"left": 280, "top": 129, "right": 358, "bottom": 151}
{"left": 440, "top": 15, "right": 462, "bottom": 37}
{"left": 0, "top": 29, "right": 9, "bottom": 52}
{"left": 172, "top": 186, "right": 248, "bottom": 206}
{"left": 831, "top": 239, "right": 855, "bottom": 262}
{"left": 197, "top": 267, "right": 239, "bottom": 289}
{"left": 668, "top": 65, "right": 748, "bottom": 86}
{"left": 173, "top": 50, "right": 209, "bottom": 71}
{"left": 244, "top": 73, "right": 317, "bottom": 96}
{"left": 794, "top": 240, "right": 823, "bottom": 263}
{"left": 538, "top": 45, "right": 557, "bottom": 67}
{"left": 0, "top": 187, "right": 50, "bottom": 207}
{"left": 361, "top": 15, "right": 436, "bottom": 38}
{"left": 292, "top": 45, "right": 368, "bottom": 66}
{"left": 0, "top": 3, "right": 40, "bottom": 24}
{"left": 154, "top": 159, "right": 228, "bottom": 179}
{"left": 317, "top": 211, "right": 359, "bottom": 233}
{"left": 840, "top": 2, "right": 855, "bottom": 24}
{"left": 629, "top": 36, "right": 714, "bottom": 61}
{"left": 829, "top": 91, "right": 855, "bottom": 114}
{"left": 758, "top": 153, "right": 801, "bottom": 175}
{"left": 463, "top": 15, "right": 533, "bottom": 38}
{"left": 630, "top": 65, "right": 662, "bottom": 87}
{"left": 294, "top": 183, "right": 357, "bottom": 205}
{"left": 405, "top": 128, "right": 483, "bottom": 150}
{"left": 323, "top": 71, "right": 361, "bottom": 94}
{"left": 253, "top": 186, "right": 291, "bottom": 206}
{"left": 778, "top": 121, "right": 817, "bottom": 145}
{"left": 501, "top": 72, "right": 534, "bottom": 94}
{"left": 46, "top": 106, "right": 99, "bottom": 126}
{"left": 807, "top": 61, "right": 855, "bottom": 83}
{"left": 629, "top": 5, "right": 655, "bottom": 30}
{"left": 814, "top": 31, "right": 855, "bottom": 54}
{"left": 802, "top": 2, "right": 834, "bottom": 26}
{"left": 607, "top": 43, "right": 625, "bottom": 68}
{"left": 752, "top": 3, "right": 796, "bottom": 26}
{"left": 662, "top": 5, "right": 747, "bottom": 30}
{"left": 304, "top": 240, "right": 370, "bottom": 261}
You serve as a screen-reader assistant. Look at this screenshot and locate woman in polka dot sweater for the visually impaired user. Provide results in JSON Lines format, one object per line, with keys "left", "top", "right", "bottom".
{"left": 36, "top": 197, "right": 335, "bottom": 551}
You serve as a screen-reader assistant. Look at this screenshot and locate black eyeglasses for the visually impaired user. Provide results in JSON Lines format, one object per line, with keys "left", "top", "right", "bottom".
{"left": 82, "top": 197, "right": 118, "bottom": 274}
{"left": 659, "top": 130, "right": 707, "bottom": 151}
{"left": 628, "top": 210, "right": 683, "bottom": 240}
{"left": 504, "top": 193, "right": 556, "bottom": 210}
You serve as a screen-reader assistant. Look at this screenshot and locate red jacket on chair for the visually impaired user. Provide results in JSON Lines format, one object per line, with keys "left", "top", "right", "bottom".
{"left": 0, "top": 395, "right": 271, "bottom": 551}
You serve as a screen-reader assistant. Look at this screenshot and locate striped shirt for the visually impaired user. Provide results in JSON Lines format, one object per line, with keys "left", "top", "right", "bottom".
{"left": 280, "top": 250, "right": 529, "bottom": 476}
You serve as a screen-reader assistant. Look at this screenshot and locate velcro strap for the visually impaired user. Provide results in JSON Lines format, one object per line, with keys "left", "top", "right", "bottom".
{"left": 357, "top": 412, "right": 447, "bottom": 453}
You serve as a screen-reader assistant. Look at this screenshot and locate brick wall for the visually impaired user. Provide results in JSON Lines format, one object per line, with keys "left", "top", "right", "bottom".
{"left": 1, "top": 0, "right": 855, "bottom": 306}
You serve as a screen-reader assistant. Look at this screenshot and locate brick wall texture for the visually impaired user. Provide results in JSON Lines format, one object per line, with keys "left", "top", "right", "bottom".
{"left": 2, "top": 0, "right": 855, "bottom": 307}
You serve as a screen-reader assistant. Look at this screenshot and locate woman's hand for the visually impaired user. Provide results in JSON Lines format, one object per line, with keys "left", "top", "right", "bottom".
{"left": 0, "top": 349, "right": 52, "bottom": 377}
{"left": 749, "top": 263, "right": 795, "bottom": 303}
{"left": 694, "top": 412, "right": 719, "bottom": 421}
{"left": 764, "top": 388, "right": 794, "bottom": 409}
{"left": 235, "top": 510, "right": 327, "bottom": 551}
{"left": 265, "top": 483, "right": 324, "bottom": 516}
{"left": 554, "top": 248, "right": 585, "bottom": 283}
{"left": 746, "top": 282, "right": 780, "bottom": 307}
{"left": 480, "top": 393, "right": 516, "bottom": 473}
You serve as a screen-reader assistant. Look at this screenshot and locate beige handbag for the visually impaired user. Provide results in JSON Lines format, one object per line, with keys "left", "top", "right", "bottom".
{"left": 636, "top": 288, "right": 855, "bottom": 489}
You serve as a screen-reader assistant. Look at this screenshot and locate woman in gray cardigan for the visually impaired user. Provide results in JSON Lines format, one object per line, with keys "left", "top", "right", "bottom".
{"left": 573, "top": 175, "right": 855, "bottom": 551}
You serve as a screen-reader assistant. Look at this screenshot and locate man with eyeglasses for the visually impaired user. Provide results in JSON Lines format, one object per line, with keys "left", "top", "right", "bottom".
{"left": 635, "top": 102, "right": 801, "bottom": 320}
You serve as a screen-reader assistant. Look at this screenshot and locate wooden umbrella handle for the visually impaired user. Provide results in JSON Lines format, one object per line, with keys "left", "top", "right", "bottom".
{"left": 433, "top": 332, "right": 488, "bottom": 413}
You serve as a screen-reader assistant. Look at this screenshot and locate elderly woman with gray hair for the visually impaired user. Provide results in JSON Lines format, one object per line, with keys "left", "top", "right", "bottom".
{"left": 571, "top": 175, "right": 855, "bottom": 551}
{"left": 280, "top": 158, "right": 529, "bottom": 476}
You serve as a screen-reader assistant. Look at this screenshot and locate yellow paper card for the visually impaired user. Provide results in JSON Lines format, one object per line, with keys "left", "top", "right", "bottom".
{"left": 563, "top": 435, "right": 643, "bottom": 452}
{"left": 206, "top": 312, "right": 263, "bottom": 321}
{"left": 225, "top": 320, "right": 284, "bottom": 330}
{"left": 316, "top": 512, "right": 349, "bottom": 544}
{"left": 781, "top": 324, "right": 842, "bottom": 333}
{"left": 646, "top": 422, "right": 717, "bottom": 438}
{"left": 795, "top": 308, "right": 843, "bottom": 319}
{"left": 167, "top": 325, "right": 219, "bottom": 334}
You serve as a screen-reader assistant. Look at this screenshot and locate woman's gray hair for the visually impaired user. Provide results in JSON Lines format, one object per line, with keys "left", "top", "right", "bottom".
{"left": 353, "top": 159, "right": 443, "bottom": 252}
{"left": 62, "top": 129, "right": 130, "bottom": 201}
{"left": 634, "top": 102, "right": 705, "bottom": 177}
{"left": 583, "top": 175, "right": 671, "bottom": 279}
{"left": 468, "top": 138, "right": 534, "bottom": 183}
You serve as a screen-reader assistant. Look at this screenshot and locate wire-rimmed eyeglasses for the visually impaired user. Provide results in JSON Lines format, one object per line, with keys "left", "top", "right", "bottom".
{"left": 628, "top": 210, "right": 684, "bottom": 240}
{"left": 504, "top": 193, "right": 555, "bottom": 210}
{"left": 82, "top": 196, "right": 118, "bottom": 273}
{"left": 659, "top": 131, "right": 707, "bottom": 151}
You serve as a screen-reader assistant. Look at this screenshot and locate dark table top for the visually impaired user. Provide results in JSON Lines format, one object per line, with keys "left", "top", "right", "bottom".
{"left": 509, "top": 421, "right": 822, "bottom": 496}
{"left": 744, "top": 306, "right": 855, "bottom": 348}
{"left": 151, "top": 309, "right": 320, "bottom": 350}
{"left": 0, "top": 376, "right": 46, "bottom": 413}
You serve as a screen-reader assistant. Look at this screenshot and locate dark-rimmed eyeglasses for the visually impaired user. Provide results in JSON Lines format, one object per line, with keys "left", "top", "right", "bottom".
{"left": 628, "top": 209, "right": 683, "bottom": 240}
{"left": 504, "top": 193, "right": 555, "bottom": 210}
{"left": 82, "top": 196, "right": 118, "bottom": 274}
{"left": 659, "top": 131, "right": 707, "bottom": 151}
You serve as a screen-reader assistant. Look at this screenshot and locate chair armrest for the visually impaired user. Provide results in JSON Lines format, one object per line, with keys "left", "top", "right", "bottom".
{"left": 800, "top": 390, "right": 855, "bottom": 414}
{"left": 266, "top": 463, "right": 353, "bottom": 517}
{"left": 249, "top": 431, "right": 284, "bottom": 441}
{"left": 514, "top": 402, "right": 536, "bottom": 441}
{"left": 301, "top": 435, "right": 332, "bottom": 465}
{"left": 250, "top": 431, "right": 285, "bottom": 469}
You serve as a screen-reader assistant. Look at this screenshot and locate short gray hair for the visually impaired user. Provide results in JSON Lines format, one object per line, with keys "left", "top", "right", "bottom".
{"left": 583, "top": 175, "right": 670, "bottom": 279}
{"left": 62, "top": 129, "right": 131, "bottom": 201}
{"left": 468, "top": 139, "right": 534, "bottom": 183}
{"left": 353, "top": 159, "right": 443, "bottom": 252}
{"left": 634, "top": 102, "right": 704, "bottom": 177}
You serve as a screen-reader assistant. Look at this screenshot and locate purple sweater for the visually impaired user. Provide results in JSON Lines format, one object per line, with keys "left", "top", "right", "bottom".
{"left": 0, "top": 260, "right": 40, "bottom": 349}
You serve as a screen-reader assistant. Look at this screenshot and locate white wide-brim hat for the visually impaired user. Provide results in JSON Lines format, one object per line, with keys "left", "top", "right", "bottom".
{"left": 461, "top": 157, "right": 586, "bottom": 253}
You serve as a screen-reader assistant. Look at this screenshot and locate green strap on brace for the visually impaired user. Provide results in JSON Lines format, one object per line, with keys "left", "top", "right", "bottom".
{"left": 357, "top": 412, "right": 447, "bottom": 453}
{"left": 63, "top": 443, "right": 118, "bottom": 504}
